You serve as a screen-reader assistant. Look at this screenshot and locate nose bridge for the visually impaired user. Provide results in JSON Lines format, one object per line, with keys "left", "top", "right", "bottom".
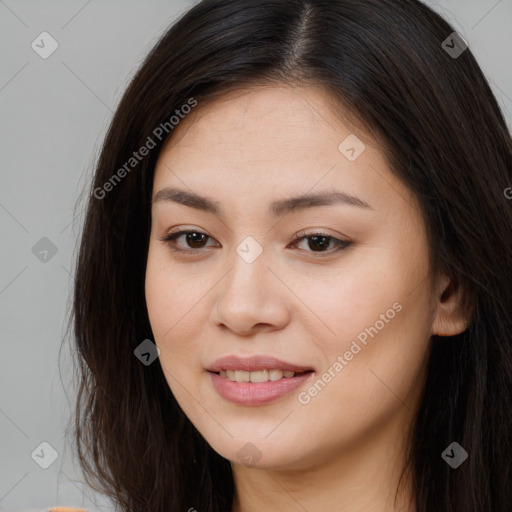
{"left": 223, "top": 234, "right": 272, "bottom": 300}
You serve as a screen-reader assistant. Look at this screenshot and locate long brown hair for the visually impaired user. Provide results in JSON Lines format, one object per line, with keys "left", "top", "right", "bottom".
{"left": 71, "top": 1, "right": 512, "bottom": 510}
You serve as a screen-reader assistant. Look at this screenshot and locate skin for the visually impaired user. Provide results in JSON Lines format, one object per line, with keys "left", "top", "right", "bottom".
{"left": 145, "top": 83, "right": 467, "bottom": 512}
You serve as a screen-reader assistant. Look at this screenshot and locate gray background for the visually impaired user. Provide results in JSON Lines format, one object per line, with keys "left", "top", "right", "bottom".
{"left": 0, "top": 1, "right": 510, "bottom": 511}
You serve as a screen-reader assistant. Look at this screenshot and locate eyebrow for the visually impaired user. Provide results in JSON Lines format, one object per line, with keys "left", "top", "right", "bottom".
{"left": 152, "top": 187, "right": 373, "bottom": 217}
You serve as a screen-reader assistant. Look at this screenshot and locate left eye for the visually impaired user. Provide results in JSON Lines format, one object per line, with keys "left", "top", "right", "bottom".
{"left": 292, "top": 230, "right": 351, "bottom": 254}
{"left": 160, "top": 230, "right": 351, "bottom": 255}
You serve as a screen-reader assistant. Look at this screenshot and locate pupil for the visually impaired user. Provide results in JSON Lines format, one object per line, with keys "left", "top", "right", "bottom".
{"left": 187, "top": 232, "right": 206, "bottom": 248}
{"left": 308, "top": 235, "right": 329, "bottom": 251}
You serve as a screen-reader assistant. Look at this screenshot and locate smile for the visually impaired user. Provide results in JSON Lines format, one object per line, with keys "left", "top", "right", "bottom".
{"left": 206, "top": 355, "right": 315, "bottom": 405}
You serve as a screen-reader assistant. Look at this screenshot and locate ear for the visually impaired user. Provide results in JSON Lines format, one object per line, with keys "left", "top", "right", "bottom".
{"left": 431, "top": 273, "right": 468, "bottom": 336}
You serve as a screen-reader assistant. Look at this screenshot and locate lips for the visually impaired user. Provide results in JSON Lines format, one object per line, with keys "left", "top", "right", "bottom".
{"left": 206, "top": 355, "right": 315, "bottom": 405}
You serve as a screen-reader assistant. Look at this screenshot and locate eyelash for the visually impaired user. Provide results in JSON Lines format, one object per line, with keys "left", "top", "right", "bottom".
{"left": 159, "top": 229, "right": 352, "bottom": 257}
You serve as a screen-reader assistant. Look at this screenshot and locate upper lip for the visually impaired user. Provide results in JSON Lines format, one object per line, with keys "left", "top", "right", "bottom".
{"left": 207, "top": 355, "right": 314, "bottom": 373}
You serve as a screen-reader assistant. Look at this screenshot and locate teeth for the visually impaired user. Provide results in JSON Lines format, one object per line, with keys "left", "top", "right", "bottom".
{"left": 268, "top": 369, "right": 284, "bottom": 381}
{"left": 219, "top": 368, "right": 302, "bottom": 382}
{"left": 235, "top": 370, "right": 250, "bottom": 382}
{"left": 250, "top": 370, "right": 268, "bottom": 382}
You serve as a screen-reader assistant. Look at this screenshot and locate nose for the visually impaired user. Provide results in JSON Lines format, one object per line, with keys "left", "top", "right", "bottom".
{"left": 210, "top": 242, "right": 291, "bottom": 336}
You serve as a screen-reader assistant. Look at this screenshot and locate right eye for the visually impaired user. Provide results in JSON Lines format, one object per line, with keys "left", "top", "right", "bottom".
{"left": 159, "top": 230, "right": 218, "bottom": 254}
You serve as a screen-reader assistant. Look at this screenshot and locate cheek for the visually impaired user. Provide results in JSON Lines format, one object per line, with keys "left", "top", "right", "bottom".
{"left": 293, "top": 251, "right": 404, "bottom": 355}
{"left": 299, "top": 244, "right": 431, "bottom": 410}
{"left": 291, "top": 294, "right": 430, "bottom": 454}
{"left": 145, "top": 246, "right": 195, "bottom": 380}
{"left": 144, "top": 243, "right": 216, "bottom": 400}
{"left": 145, "top": 242, "right": 205, "bottom": 340}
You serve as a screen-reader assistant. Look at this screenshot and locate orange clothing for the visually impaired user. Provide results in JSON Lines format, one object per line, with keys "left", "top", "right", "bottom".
{"left": 47, "top": 508, "right": 88, "bottom": 512}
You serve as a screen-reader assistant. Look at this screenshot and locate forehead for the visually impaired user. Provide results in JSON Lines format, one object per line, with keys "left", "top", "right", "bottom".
{"left": 151, "top": 83, "right": 417, "bottom": 224}
{"left": 155, "top": 84, "right": 373, "bottom": 177}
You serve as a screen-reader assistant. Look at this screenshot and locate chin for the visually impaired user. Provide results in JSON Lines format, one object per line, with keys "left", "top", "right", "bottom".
{"left": 213, "top": 438, "right": 306, "bottom": 469}
{"left": 193, "top": 419, "right": 315, "bottom": 470}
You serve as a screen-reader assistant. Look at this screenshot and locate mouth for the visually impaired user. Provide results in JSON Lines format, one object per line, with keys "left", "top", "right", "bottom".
{"left": 206, "top": 355, "right": 315, "bottom": 405}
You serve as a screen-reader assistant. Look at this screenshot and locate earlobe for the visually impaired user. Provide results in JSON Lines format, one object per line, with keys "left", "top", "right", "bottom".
{"left": 431, "top": 274, "right": 469, "bottom": 337}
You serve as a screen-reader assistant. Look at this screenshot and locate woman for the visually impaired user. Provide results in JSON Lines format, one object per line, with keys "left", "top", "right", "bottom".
{"left": 69, "top": 0, "right": 512, "bottom": 511}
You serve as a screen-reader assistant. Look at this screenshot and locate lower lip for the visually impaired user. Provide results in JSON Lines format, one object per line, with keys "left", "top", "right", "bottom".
{"left": 208, "top": 371, "right": 314, "bottom": 406}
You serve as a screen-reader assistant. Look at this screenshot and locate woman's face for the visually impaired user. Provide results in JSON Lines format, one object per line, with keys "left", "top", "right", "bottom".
{"left": 145, "top": 83, "right": 437, "bottom": 470}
